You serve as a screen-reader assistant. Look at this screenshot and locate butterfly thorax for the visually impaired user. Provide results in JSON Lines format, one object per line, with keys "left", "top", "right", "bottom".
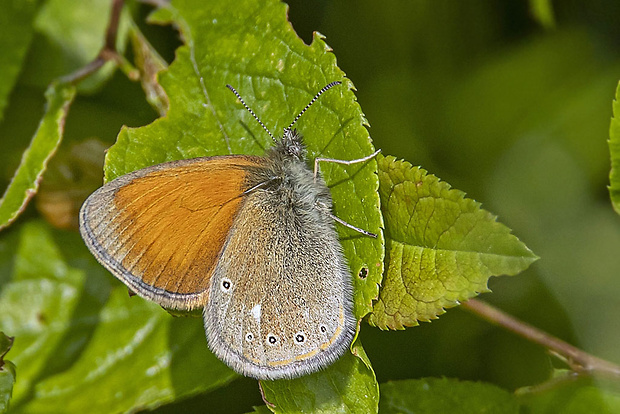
{"left": 261, "top": 130, "right": 333, "bottom": 217}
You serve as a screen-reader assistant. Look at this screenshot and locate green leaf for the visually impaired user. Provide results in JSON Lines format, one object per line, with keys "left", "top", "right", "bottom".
{"left": 379, "top": 378, "right": 520, "bottom": 414}
{"left": 0, "top": 82, "right": 76, "bottom": 231}
{"left": 0, "top": 0, "right": 40, "bottom": 123}
{"left": 107, "top": 0, "right": 383, "bottom": 319}
{"left": 609, "top": 81, "right": 620, "bottom": 215}
{"left": 0, "top": 221, "right": 236, "bottom": 413}
{"left": 518, "top": 371, "right": 620, "bottom": 414}
{"left": 20, "top": 290, "right": 235, "bottom": 413}
{"left": 0, "top": 220, "right": 86, "bottom": 407}
{"left": 368, "top": 155, "right": 538, "bottom": 329}
{"left": 259, "top": 339, "right": 378, "bottom": 413}
{"left": 0, "top": 332, "right": 16, "bottom": 413}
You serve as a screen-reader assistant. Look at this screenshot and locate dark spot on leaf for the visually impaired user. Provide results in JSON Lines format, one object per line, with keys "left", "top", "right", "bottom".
{"left": 358, "top": 267, "right": 368, "bottom": 279}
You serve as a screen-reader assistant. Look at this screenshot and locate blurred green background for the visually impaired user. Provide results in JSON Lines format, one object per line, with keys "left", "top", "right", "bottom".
{"left": 1, "top": 0, "right": 619, "bottom": 412}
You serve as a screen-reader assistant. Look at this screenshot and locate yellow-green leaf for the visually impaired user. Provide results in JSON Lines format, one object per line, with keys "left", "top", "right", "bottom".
{"left": 0, "top": 82, "right": 75, "bottom": 231}
{"left": 368, "top": 155, "right": 538, "bottom": 329}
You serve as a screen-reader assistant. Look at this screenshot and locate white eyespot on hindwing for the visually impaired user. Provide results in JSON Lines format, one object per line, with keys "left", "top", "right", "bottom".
{"left": 220, "top": 277, "right": 232, "bottom": 292}
{"left": 294, "top": 332, "right": 306, "bottom": 344}
{"left": 266, "top": 333, "right": 279, "bottom": 346}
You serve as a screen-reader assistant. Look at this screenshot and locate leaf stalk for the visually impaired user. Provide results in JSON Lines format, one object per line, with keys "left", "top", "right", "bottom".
{"left": 462, "top": 298, "right": 620, "bottom": 377}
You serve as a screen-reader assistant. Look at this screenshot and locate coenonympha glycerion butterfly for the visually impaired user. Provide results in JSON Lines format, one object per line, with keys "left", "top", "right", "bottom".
{"left": 79, "top": 81, "right": 379, "bottom": 380}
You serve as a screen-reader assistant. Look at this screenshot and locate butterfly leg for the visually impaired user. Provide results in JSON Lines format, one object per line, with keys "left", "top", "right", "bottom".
{"left": 314, "top": 149, "right": 381, "bottom": 238}
{"left": 313, "top": 149, "right": 381, "bottom": 181}
{"left": 329, "top": 212, "right": 377, "bottom": 238}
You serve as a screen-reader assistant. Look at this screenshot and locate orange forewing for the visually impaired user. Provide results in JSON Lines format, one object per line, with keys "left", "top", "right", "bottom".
{"left": 81, "top": 156, "right": 264, "bottom": 310}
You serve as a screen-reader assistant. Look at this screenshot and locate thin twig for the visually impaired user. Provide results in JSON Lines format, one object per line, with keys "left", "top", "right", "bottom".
{"left": 462, "top": 298, "right": 620, "bottom": 377}
{"left": 58, "top": 0, "right": 126, "bottom": 85}
{"left": 105, "top": 0, "right": 124, "bottom": 51}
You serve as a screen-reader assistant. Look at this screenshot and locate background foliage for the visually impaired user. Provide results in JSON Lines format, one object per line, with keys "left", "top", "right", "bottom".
{"left": 1, "top": 0, "right": 619, "bottom": 412}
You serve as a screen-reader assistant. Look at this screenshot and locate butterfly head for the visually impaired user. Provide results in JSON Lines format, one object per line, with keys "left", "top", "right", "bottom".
{"left": 277, "top": 128, "right": 306, "bottom": 161}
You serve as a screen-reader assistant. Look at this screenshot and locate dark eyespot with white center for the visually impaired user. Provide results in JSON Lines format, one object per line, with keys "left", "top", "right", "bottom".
{"left": 295, "top": 332, "right": 306, "bottom": 344}
{"left": 319, "top": 324, "right": 328, "bottom": 334}
{"left": 245, "top": 332, "right": 254, "bottom": 342}
{"left": 267, "top": 334, "right": 278, "bottom": 345}
{"left": 220, "top": 278, "right": 232, "bottom": 292}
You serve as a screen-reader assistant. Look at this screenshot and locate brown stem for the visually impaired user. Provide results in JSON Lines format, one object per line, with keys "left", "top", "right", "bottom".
{"left": 105, "top": 0, "right": 124, "bottom": 51}
{"left": 59, "top": 0, "right": 126, "bottom": 85}
{"left": 462, "top": 298, "right": 620, "bottom": 377}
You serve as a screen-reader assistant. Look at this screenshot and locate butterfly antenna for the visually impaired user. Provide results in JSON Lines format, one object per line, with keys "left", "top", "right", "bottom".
{"left": 226, "top": 84, "right": 277, "bottom": 143}
{"left": 286, "top": 81, "right": 342, "bottom": 130}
